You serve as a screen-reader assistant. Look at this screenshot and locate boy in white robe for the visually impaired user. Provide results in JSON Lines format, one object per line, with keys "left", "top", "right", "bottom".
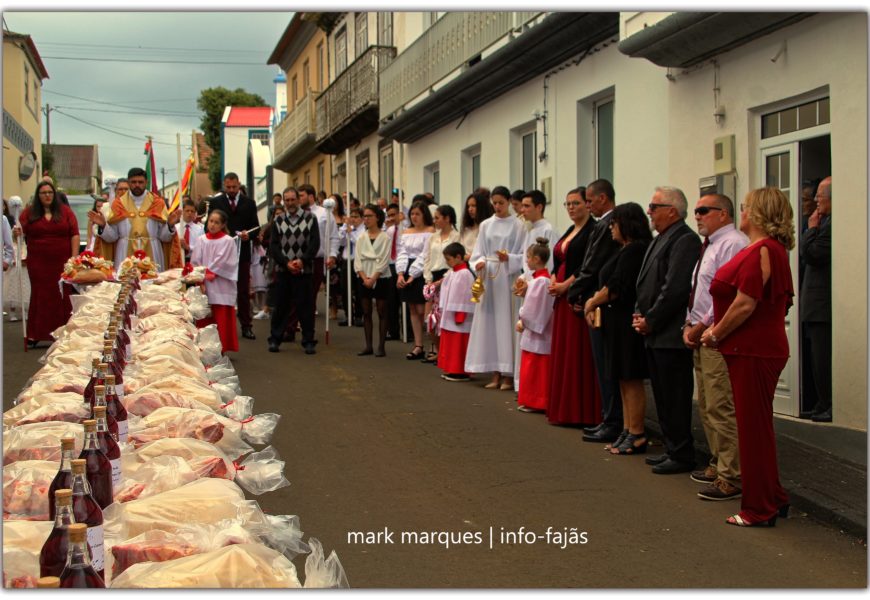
{"left": 437, "top": 242, "right": 476, "bottom": 381}
{"left": 516, "top": 238, "right": 555, "bottom": 412}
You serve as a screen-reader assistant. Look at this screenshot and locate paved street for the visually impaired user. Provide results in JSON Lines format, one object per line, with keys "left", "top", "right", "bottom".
{"left": 2, "top": 308, "right": 866, "bottom": 589}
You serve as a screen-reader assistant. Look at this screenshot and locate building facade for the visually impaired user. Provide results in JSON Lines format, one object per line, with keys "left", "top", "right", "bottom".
{"left": 2, "top": 30, "right": 48, "bottom": 201}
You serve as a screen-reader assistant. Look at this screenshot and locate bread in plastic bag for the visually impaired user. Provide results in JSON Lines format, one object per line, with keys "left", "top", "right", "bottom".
{"left": 3, "top": 521, "right": 53, "bottom": 588}
{"left": 303, "top": 537, "right": 350, "bottom": 588}
{"left": 3, "top": 460, "right": 57, "bottom": 520}
{"left": 109, "top": 542, "right": 301, "bottom": 588}
{"left": 3, "top": 421, "right": 84, "bottom": 464}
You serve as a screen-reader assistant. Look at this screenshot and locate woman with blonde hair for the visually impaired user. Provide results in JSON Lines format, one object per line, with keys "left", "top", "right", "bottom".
{"left": 701, "top": 187, "right": 795, "bottom": 527}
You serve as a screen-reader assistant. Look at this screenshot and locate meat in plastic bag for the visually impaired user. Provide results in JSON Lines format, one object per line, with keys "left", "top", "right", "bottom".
{"left": 3, "top": 521, "right": 53, "bottom": 588}
{"left": 3, "top": 460, "right": 57, "bottom": 520}
{"left": 234, "top": 446, "right": 290, "bottom": 495}
{"left": 11, "top": 397, "right": 90, "bottom": 427}
{"left": 4, "top": 391, "right": 86, "bottom": 427}
{"left": 114, "top": 455, "right": 200, "bottom": 503}
{"left": 123, "top": 437, "right": 236, "bottom": 481}
{"left": 123, "top": 388, "right": 216, "bottom": 417}
{"left": 109, "top": 542, "right": 301, "bottom": 588}
{"left": 124, "top": 378, "right": 223, "bottom": 412}
{"left": 303, "top": 537, "right": 350, "bottom": 588}
{"left": 128, "top": 407, "right": 252, "bottom": 459}
{"left": 3, "top": 421, "right": 84, "bottom": 464}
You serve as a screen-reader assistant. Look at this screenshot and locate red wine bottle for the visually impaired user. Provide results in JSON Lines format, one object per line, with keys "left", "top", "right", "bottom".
{"left": 39, "top": 489, "right": 76, "bottom": 578}
{"left": 69, "top": 459, "right": 104, "bottom": 581}
{"left": 92, "top": 405, "right": 121, "bottom": 489}
{"left": 82, "top": 359, "right": 104, "bottom": 408}
{"left": 58, "top": 524, "right": 105, "bottom": 588}
{"left": 104, "top": 374, "right": 128, "bottom": 443}
{"left": 77, "top": 419, "right": 113, "bottom": 509}
{"left": 47, "top": 437, "right": 76, "bottom": 521}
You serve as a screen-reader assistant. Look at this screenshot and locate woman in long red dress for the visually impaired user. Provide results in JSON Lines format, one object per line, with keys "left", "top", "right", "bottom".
{"left": 546, "top": 187, "right": 601, "bottom": 425}
{"left": 15, "top": 181, "right": 79, "bottom": 346}
{"left": 701, "top": 187, "right": 794, "bottom": 527}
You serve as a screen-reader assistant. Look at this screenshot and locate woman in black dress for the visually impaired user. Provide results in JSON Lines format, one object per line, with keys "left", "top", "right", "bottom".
{"left": 583, "top": 202, "right": 652, "bottom": 454}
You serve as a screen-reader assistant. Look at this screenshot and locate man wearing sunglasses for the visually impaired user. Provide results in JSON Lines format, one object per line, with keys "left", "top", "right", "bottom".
{"left": 634, "top": 187, "right": 701, "bottom": 475}
{"left": 683, "top": 194, "right": 748, "bottom": 500}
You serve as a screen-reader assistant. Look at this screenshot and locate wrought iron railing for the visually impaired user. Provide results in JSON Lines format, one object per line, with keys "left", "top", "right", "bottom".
{"left": 379, "top": 12, "right": 541, "bottom": 119}
{"left": 273, "top": 92, "right": 316, "bottom": 161}
{"left": 315, "top": 45, "right": 396, "bottom": 142}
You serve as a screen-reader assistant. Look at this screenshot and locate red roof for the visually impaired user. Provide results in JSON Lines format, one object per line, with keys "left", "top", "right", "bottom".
{"left": 225, "top": 107, "right": 272, "bottom": 127}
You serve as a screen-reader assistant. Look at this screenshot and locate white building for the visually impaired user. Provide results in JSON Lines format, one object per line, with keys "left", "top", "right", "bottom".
{"left": 220, "top": 105, "right": 274, "bottom": 218}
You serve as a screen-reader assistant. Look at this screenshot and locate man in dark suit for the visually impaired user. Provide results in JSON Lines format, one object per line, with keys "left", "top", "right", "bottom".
{"left": 208, "top": 172, "right": 260, "bottom": 340}
{"left": 566, "top": 179, "right": 623, "bottom": 443}
{"left": 633, "top": 186, "right": 701, "bottom": 474}
{"left": 800, "top": 175, "right": 832, "bottom": 422}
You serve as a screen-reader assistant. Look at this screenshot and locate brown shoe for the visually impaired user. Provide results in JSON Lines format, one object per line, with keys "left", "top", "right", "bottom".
{"left": 690, "top": 465, "right": 717, "bottom": 484}
{"left": 697, "top": 478, "right": 742, "bottom": 501}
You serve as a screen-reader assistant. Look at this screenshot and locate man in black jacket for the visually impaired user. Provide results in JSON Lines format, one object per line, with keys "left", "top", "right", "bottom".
{"left": 634, "top": 186, "right": 701, "bottom": 474}
{"left": 208, "top": 172, "right": 260, "bottom": 340}
{"left": 567, "top": 179, "right": 623, "bottom": 443}
{"left": 268, "top": 186, "right": 321, "bottom": 354}
{"left": 801, "top": 176, "right": 832, "bottom": 422}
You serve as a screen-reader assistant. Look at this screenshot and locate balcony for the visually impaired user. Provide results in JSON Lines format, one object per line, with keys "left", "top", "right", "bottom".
{"left": 272, "top": 92, "right": 317, "bottom": 172}
{"left": 315, "top": 45, "right": 396, "bottom": 155}
{"left": 378, "top": 12, "right": 619, "bottom": 144}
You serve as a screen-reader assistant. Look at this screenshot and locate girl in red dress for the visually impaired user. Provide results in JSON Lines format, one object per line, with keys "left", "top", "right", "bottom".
{"left": 16, "top": 181, "right": 80, "bottom": 345}
{"left": 701, "top": 187, "right": 795, "bottom": 527}
{"left": 515, "top": 238, "right": 554, "bottom": 412}
{"left": 192, "top": 210, "right": 240, "bottom": 354}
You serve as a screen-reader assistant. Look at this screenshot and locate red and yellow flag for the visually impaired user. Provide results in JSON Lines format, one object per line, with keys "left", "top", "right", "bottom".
{"left": 168, "top": 154, "right": 195, "bottom": 213}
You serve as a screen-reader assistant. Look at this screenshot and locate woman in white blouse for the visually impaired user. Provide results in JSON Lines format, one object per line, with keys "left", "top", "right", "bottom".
{"left": 422, "top": 205, "right": 461, "bottom": 362}
{"left": 354, "top": 204, "right": 391, "bottom": 357}
{"left": 460, "top": 191, "right": 494, "bottom": 262}
{"left": 396, "top": 200, "right": 435, "bottom": 359}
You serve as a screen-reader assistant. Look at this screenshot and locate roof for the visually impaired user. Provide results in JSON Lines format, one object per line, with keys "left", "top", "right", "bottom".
{"left": 50, "top": 144, "right": 98, "bottom": 179}
{"left": 224, "top": 106, "right": 273, "bottom": 128}
{"left": 3, "top": 30, "right": 49, "bottom": 79}
{"left": 194, "top": 132, "right": 214, "bottom": 173}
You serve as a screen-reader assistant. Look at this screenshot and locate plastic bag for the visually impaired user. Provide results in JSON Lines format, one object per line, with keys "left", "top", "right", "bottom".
{"left": 110, "top": 542, "right": 301, "bottom": 588}
{"left": 122, "top": 389, "right": 215, "bottom": 417}
{"left": 183, "top": 286, "right": 211, "bottom": 321}
{"left": 240, "top": 413, "right": 281, "bottom": 445}
{"left": 3, "top": 421, "right": 84, "bottom": 464}
{"left": 303, "top": 537, "right": 350, "bottom": 588}
{"left": 128, "top": 407, "right": 252, "bottom": 463}
{"left": 205, "top": 362, "right": 236, "bottom": 383}
{"left": 3, "top": 391, "right": 86, "bottom": 427}
{"left": 134, "top": 339, "right": 201, "bottom": 366}
{"left": 234, "top": 446, "right": 290, "bottom": 495}
{"left": 3, "top": 521, "right": 53, "bottom": 588}
{"left": 196, "top": 324, "right": 223, "bottom": 367}
{"left": 124, "top": 378, "right": 223, "bottom": 412}
{"left": 123, "top": 437, "right": 236, "bottom": 482}
{"left": 10, "top": 397, "right": 90, "bottom": 427}
{"left": 114, "top": 455, "right": 200, "bottom": 503}
{"left": 3, "top": 459, "right": 57, "bottom": 520}
{"left": 125, "top": 354, "right": 208, "bottom": 387}
{"left": 209, "top": 382, "right": 237, "bottom": 404}
{"left": 136, "top": 313, "right": 197, "bottom": 338}
{"left": 220, "top": 396, "right": 254, "bottom": 421}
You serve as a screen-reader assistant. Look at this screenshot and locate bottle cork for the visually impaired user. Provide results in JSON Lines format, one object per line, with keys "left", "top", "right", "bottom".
{"left": 105, "top": 375, "right": 115, "bottom": 385}
{"left": 94, "top": 385, "right": 105, "bottom": 395}
{"left": 55, "top": 489, "right": 73, "bottom": 504}
{"left": 92, "top": 358, "right": 100, "bottom": 367}
{"left": 71, "top": 459, "right": 86, "bottom": 474}
{"left": 98, "top": 363, "right": 108, "bottom": 371}
{"left": 93, "top": 405, "right": 106, "bottom": 416}
{"left": 36, "top": 576, "right": 60, "bottom": 588}
{"left": 82, "top": 420, "right": 96, "bottom": 432}
{"left": 61, "top": 437, "right": 75, "bottom": 451}
{"left": 67, "top": 523, "right": 87, "bottom": 543}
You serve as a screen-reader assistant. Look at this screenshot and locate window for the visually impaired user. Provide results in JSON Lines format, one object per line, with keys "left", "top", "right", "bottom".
{"left": 461, "top": 144, "right": 481, "bottom": 195}
{"left": 472, "top": 154, "right": 481, "bottom": 193}
{"left": 318, "top": 161, "right": 326, "bottom": 193}
{"left": 24, "top": 63, "right": 30, "bottom": 107}
{"left": 250, "top": 131, "right": 270, "bottom": 142}
{"left": 355, "top": 13, "right": 368, "bottom": 58}
{"left": 594, "top": 98, "right": 614, "bottom": 183}
{"left": 302, "top": 60, "right": 310, "bottom": 97}
{"left": 293, "top": 177, "right": 299, "bottom": 188}
{"left": 379, "top": 144, "right": 393, "bottom": 198}
{"left": 522, "top": 131, "right": 536, "bottom": 191}
{"left": 378, "top": 12, "right": 393, "bottom": 46}
{"left": 336, "top": 28, "right": 348, "bottom": 74}
{"left": 291, "top": 74, "right": 298, "bottom": 106}
{"left": 424, "top": 161, "right": 440, "bottom": 202}
{"left": 304, "top": 170, "right": 311, "bottom": 184}
{"left": 356, "top": 151, "right": 371, "bottom": 204}
{"left": 33, "top": 80, "right": 39, "bottom": 113}
{"left": 317, "top": 42, "right": 325, "bottom": 90}
{"left": 762, "top": 98, "right": 830, "bottom": 139}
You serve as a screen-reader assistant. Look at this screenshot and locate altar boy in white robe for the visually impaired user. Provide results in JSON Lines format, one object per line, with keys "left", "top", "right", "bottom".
{"left": 515, "top": 238, "right": 555, "bottom": 412}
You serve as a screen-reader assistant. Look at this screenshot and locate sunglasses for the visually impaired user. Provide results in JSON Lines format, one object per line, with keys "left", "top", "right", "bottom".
{"left": 648, "top": 203, "right": 672, "bottom": 211}
{"left": 694, "top": 206, "right": 724, "bottom": 216}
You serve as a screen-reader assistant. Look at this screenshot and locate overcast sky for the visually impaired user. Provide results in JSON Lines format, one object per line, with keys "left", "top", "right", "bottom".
{"left": 3, "top": 11, "right": 291, "bottom": 187}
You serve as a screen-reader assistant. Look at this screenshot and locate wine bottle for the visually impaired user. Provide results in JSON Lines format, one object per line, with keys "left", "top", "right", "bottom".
{"left": 39, "top": 489, "right": 76, "bottom": 578}
{"left": 104, "top": 374, "right": 128, "bottom": 443}
{"left": 47, "top": 437, "right": 75, "bottom": 521}
{"left": 58, "top": 524, "right": 105, "bottom": 588}
{"left": 92, "top": 405, "right": 122, "bottom": 488}
{"left": 77, "top": 420, "right": 113, "bottom": 509}
{"left": 69, "top": 459, "right": 104, "bottom": 581}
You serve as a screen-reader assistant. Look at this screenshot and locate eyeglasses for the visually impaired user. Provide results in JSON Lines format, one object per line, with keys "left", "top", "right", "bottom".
{"left": 648, "top": 203, "right": 672, "bottom": 211}
{"left": 694, "top": 206, "right": 724, "bottom": 216}
{"left": 563, "top": 201, "right": 583, "bottom": 208}
{"left": 38, "top": 191, "right": 54, "bottom": 196}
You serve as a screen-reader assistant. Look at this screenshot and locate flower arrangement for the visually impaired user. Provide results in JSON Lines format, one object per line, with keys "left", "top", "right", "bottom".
{"left": 61, "top": 250, "right": 115, "bottom": 283}
{"left": 119, "top": 250, "right": 158, "bottom": 280}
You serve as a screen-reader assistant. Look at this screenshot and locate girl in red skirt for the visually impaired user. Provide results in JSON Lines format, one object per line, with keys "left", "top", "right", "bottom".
{"left": 437, "top": 242, "right": 475, "bottom": 382}
{"left": 516, "top": 238, "right": 554, "bottom": 412}
{"left": 192, "top": 209, "right": 239, "bottom": 354}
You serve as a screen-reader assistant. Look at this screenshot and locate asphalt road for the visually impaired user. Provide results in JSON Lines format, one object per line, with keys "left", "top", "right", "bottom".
{"left": 2, "top": 304, "right": 866, "bottom": 589}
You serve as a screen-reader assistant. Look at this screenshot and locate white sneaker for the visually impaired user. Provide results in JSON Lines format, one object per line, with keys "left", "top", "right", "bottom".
{"left": 253, "top": 310, "right": 269, "bottom": 320}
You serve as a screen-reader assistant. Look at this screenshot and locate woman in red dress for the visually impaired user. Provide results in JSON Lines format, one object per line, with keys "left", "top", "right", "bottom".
{"left": 701, "top": 187, "right": 794, "bottom": 527}
{"left": 15, "top": 181, "right": 79, "bottom": 346}
{"left": 546, "top": 187, "right": 601, "bottom": 425}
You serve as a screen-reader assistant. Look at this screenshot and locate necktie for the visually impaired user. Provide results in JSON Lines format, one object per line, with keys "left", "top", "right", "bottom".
{"left": 184, "top": 224, "right": 190, "bottom": 246}
{"left": 229, "top": 195, "right": 237, "bottom": 211}
{"left": 688, "top": 236, "right": 710, "bottom": 312}
{"left": 390, "top": 226, "right": 398, "bottom": 261}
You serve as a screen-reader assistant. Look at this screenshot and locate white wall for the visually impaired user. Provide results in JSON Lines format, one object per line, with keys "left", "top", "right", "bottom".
{"left": 224, "top": 127, "right": 251, "bottom": 182}
{"left": 661, "top": 12, "right": 867, "bottom": 429}
{"left": 404, "top": 42, "right": 670, "bottom": 233}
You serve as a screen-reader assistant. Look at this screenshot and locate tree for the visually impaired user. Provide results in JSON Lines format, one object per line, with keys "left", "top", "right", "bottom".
{"left": 197, "top": 87, "right": 268, "bottom": 191}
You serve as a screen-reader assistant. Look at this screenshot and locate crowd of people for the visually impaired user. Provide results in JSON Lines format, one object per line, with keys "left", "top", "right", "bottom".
{"left": 3, "top": 166, "right": 834, "bottom": 529}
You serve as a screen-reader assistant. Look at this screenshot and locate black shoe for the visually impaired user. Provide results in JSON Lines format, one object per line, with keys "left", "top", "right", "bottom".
{"left": 357, "top": 349, "right": 374, "bottom": 356}
{"left": 583, "top": 423, "right": 605, "bottom": 435}
{"left": 811, "top": 408, "right": 832, "bottom": 422}
{"left": 582, "top": 426, "right": 621, "bottom": 443}
{"left": 374, "top": 349, "right": 386, "bottom": 357}
{"left": 651, "top": 458, "right": 695, "bottom": 475}
{"left": 645, "top": 454, "right": 669, "bottom": 466}
{"left": 268, "top": 340, "right": 279, "bottom": 353}
{"left": 242, "top": 328, "right": 256, "bottom": 340}
{"left": 303, "top": 342, "right": 317, "bottom": 355}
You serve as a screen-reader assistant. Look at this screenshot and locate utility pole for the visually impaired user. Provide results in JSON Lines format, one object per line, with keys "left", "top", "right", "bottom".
{"left": 160, "top": 167, "right": 166, "bottom": 192}
{"left": 43, "top": 103, "right": 53, "bottom": 144}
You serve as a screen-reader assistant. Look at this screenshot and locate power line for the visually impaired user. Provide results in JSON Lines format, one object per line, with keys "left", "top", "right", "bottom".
{"left": 54, "top": 105, "right": 200, "bottom": 118}
{"left": 44, "top": 89, "right": 200, "bottom": 115}
{"left": 44, "top": 91, "right": 197, "bottom": 105}
{"left": 43, "top": 55, "right": 265, "bottom": 65}
{"left": 38, "top": 41, "right": 268, "bottom": 54}
{"left": 53, "top": 109, "right": 182, "bottom": 146}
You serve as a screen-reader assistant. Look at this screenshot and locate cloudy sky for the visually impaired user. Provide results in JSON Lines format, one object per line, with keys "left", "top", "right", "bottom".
{"left": 3, "top": 11, "right": 291, "bottom": 186}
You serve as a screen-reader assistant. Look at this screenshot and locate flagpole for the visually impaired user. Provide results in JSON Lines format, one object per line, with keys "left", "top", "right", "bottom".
{"left": 176, "top": 133, "right": 183, "bottom": 209}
